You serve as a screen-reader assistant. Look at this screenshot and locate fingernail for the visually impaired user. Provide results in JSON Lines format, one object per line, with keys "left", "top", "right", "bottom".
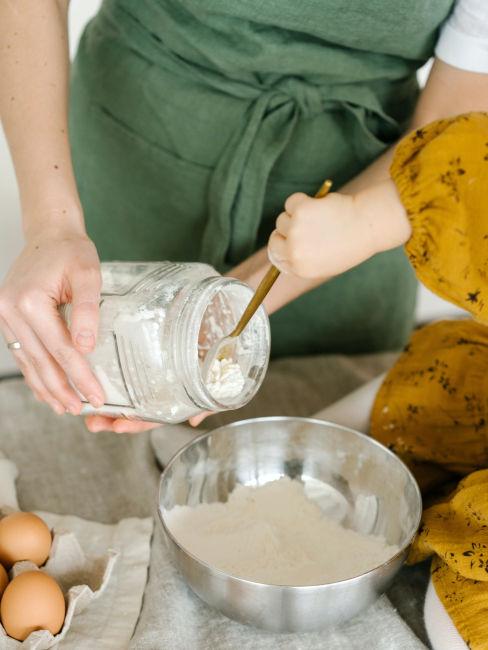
{"left": 67, "top": 403, "right": 80, "bottom": 415}
{"left": 76, "top": 330, "right": 95, "bottom": 349}
{"left": 88, "top": 395, "right": 104, "bottom": 408}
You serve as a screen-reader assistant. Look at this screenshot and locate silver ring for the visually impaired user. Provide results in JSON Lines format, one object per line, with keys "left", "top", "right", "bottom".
{"left": 7, "top": 341, "right": 22, "bottom": 351}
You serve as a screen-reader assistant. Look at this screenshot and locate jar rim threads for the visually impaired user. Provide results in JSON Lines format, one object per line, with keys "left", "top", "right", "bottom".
{"left": 174, "top": 276, "right": 270, "bottom": 411}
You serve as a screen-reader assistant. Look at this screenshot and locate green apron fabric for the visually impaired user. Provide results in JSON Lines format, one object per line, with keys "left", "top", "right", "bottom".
{"left": 69, "top": 0, "right": 454, "bottom": 357}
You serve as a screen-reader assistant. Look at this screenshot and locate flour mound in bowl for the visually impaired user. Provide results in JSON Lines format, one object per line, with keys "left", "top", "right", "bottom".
{"left": 165, "top": 476, "right": 399, "bottom": 585}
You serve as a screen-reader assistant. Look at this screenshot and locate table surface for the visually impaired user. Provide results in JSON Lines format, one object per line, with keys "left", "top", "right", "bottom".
{"left": 0, "top": 351, "right": 430, "bottom": 649}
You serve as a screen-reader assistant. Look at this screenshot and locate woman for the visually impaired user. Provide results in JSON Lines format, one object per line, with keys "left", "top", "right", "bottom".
{"left": 0, "top": 1, "right": 486, "bottom": 433}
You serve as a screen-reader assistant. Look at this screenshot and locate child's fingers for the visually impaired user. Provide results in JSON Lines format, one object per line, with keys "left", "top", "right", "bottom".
{"left": 268, "top": 231, "right": 292, "bottom": 273}
{"left": 268, "top": 230, "right": 287, "bottom": 260}
{"left": 275, "top": 211, "right": 292, "bottom": 236}
{"left": 284, "top": 192, "right": 309, "bottom": 215}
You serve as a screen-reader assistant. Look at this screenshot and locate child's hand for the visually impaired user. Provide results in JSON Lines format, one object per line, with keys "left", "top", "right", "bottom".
{"left": 268, "top": 192, "right": 374, "bottom": 280}
{"left": 268, "top": 181, "right": 411, "bottom": 280}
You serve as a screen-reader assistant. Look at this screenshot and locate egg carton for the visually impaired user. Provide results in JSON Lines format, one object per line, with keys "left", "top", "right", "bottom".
{"left": 0, "top": 507, "right": 118, "bottom": 650}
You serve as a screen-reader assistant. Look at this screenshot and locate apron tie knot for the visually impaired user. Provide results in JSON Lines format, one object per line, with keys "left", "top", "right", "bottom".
{"left": 203, "top": 77, "right": 326, "bottom": 267}
{"left": 272, "top": 77, "right": 323, "bottom": 120}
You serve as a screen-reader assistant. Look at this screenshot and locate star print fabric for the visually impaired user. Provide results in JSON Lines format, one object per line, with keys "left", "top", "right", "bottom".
{"left": 371, "top": 320, "right": 488, "bottom": 649}
{"left": 408, "top": 470, "right": 488, "bottom": 650}
{"left": 391, "top": 112, "right": 488, "bottom": 322}
{"left": 371, "top": 319, "right": 488, "bottom": 489}
{"left": 370, "top": 113, "right": 488, "bottom": 650}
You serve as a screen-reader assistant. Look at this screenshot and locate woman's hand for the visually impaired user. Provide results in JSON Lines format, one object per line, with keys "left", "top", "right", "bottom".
{"left": 268, "top": 181, "right": 411, "bottom": 280}
{"left": 84, "top": 415, "right": 159, "bottom": 434}
{"left": 0, "top": 227, "right": 105, "bottom": 415}
{"left": 84, "top": 411, "right": 208, "bottom": 433}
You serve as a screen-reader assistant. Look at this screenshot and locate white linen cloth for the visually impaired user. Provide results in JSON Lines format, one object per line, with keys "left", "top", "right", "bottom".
{"left": 0, "top": 353, "right": 431, "bottom": 649}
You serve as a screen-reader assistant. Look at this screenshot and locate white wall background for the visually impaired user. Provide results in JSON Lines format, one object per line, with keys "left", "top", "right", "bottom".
{"left": 0, "top": 4, "right": 462, "bottom": 376}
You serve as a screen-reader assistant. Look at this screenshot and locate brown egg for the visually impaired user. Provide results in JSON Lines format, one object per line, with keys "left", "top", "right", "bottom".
{"left": 0, "top": 571, "right": 65, "bottom": 641}
{"left": 0, "top": 563, "right": 8, "bottom": 599}
{"left": 0, "top": 513, "right": 52, "bottom": 568}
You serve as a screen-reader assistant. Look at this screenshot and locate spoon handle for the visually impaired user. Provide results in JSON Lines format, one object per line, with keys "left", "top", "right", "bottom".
{"left": 230, "top": 179, "right": 333, "bottom": 338}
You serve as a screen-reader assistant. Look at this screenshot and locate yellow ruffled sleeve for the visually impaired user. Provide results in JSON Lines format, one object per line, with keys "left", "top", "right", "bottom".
{"left": 408, "top": 470, "right": 488, "bottom": 650}
{"left": 370, "top": 319, "right": 488, "bottom": 489}
{"left": 371, "top": 116, "right": 488, "bottom": 649}
{"left": 391, "top": 112, "right": 488, "bottom": 322}
{"left": 370, "top": 319, "right": 488, "bottom": 649}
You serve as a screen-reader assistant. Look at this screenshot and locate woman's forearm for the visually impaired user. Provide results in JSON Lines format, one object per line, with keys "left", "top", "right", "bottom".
{"left": 344, "top": 59, "right": 488, "bottom": 194}
{"left": 412, "top": 58, "right": 488, "bottom": 127}
{"left": 0, "top": 0, "right": 83, "bottom": 237}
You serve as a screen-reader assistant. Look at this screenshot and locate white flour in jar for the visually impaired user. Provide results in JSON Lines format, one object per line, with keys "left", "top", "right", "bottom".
{"left": 205, "top": 358, "right": 245, "bottom": 401}
{"left": 65, "top": 262, "right": 267, "bottom": 422}
{"left": 165, "top": 477, "right": 399, "bottom": 585}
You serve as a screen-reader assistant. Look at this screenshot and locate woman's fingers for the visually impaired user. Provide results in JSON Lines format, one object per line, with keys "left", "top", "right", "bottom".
{"left": 85, "top": 415, "right": 158, "bottom": 434}
{"left": 24, "top": 372, "right": 65, "bottom": 414}
{"left": 112, "top": 419, "right": 159, "bottom": 434}
{"left": 4, "top": 313, "right": 82, "bottom": 413}
{"left": 22, "top": 361, "right": 65, "bottom": 415}
{"left": 86, "top": 412, "right": 211, "bottom": 433}
{"left": 85, "top": 416, "right": 116, "bottom": 433}
{"left": 69, "top": 267, "right": 102, "bottom": 354}
{"left": 0, "top": 232, "right": 105, "bottom": 412}
{"left": 18, "top": 293, "right": 104, "bottom": 407}
{"left": 189, "top": 411, "right": 212, "bottom": 427}
{"left": 0, "top": 317, "right": 66, "bottom": 415}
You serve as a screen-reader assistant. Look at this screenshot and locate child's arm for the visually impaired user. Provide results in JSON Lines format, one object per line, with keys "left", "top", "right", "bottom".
{"left": 232, "top": 59, "right": 488, "bottom": 310}
{"left": 267, "top": 179, "right": 412, "bottom": 280}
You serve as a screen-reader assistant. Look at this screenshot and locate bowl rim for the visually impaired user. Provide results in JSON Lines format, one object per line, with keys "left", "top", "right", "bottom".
{"left": 158, "top": 415, "right": 423, "bottom": 589}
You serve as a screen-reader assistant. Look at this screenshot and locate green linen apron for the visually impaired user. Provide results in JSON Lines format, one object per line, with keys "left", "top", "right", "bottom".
{"left": 69, "top": 0, "right": 454, "bottom": 357}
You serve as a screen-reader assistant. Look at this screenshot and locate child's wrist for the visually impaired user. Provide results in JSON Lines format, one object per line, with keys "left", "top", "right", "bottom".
{"left": 351, "top": 190, "right": 384, "bottom": 260}
{"left": 354, "top": 181, "right": 412, "bottom": 256}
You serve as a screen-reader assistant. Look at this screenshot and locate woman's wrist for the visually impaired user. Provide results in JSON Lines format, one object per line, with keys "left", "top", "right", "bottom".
{"left": 23, "top": 200, "right": 86, "bottom": 242}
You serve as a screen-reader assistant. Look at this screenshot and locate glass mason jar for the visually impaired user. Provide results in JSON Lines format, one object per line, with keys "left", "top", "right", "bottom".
{"left": 61, "top": 262, "right": 270, "bottom": 423}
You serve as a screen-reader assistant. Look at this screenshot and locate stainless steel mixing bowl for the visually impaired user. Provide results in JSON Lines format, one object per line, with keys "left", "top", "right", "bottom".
{"left": 158, "top": 417, "right": 422, "bottom": 633}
